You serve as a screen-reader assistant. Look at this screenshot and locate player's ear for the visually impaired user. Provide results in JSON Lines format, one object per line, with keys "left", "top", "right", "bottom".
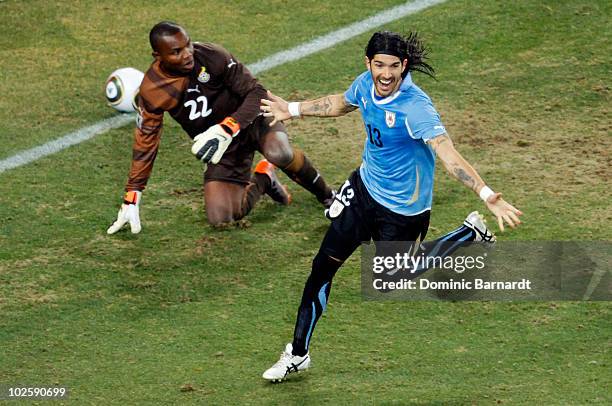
{"left": 152, "top": 50, "right": 160, "bottom": 61}
{"left": 402, "top": 58, "right": 408, "bottom": 73}
{"left": 364, "top": 56, "right": 371, "bottom": 71}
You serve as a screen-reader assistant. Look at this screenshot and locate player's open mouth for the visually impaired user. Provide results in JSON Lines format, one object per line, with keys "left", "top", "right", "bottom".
{"left": 183, "top": 60, "right": 195, "bottom": 70}
{"left": 377, "top": 78, "right": 393, "bottom": 92}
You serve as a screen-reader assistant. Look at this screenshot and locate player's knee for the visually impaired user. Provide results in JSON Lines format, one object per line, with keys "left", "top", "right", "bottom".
{"left": 207, "top": 215, "right": 232, "bottom": 227}
{"left": 263, "top": 139, "right": 293, "bottom": 168}
{"left": 206, "top": 208, "right": 236, "bottom": 226}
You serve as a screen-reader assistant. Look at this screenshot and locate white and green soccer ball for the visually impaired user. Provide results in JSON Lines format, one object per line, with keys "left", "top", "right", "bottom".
{"left": 104, "top": 67, "right": 144, "bottom": 113}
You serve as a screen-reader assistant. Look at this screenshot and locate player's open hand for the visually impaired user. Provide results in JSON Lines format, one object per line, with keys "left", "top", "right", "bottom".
{"left": 261, "top": 90, "right": 291, "bottom": 126}
{"left": 485, "top": 193, "right": 523, "bottom": 232}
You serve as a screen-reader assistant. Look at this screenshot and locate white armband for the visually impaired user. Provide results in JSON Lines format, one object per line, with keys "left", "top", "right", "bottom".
{"left": 479, "top": 186, "right": 495, "bottom": 202}
{"left": 288, "top": 102, "right": 301, "bottom": 118}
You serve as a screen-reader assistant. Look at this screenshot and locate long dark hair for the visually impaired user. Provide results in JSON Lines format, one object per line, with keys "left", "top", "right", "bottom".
{"left": 365, "top": 31, "right": 435, "bottom": 79}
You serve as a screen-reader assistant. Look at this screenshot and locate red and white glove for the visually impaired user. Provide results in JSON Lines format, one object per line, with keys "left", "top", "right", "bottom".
{"left": 191, "top": 117, "right": 240, "bottom": 164}
{"left": 107, "top": 191, "right": 142, "bottom": 234}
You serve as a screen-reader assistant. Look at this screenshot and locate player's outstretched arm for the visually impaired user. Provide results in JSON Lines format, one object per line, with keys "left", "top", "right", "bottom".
{"left": 261, "top": 90, "right": 356, "bottom": 125}
{"left": 428, "top": 134, "right": 523, "bottom": 231}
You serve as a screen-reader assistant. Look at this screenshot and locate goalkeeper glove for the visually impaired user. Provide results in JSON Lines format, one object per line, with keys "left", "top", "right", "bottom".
{"left": 107, "top": 190, "right": 142, "bottom": 234}
{"left": 191, "top": 117, "right": 240, "bottom": 164}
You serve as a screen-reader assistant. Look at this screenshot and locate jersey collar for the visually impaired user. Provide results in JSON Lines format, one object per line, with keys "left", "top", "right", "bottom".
{"left": 370, "top": 72, "right": 413, "bottom": 105}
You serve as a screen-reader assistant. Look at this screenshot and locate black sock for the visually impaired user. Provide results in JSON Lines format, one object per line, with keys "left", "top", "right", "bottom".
{"left": 410, "top": 225, "right": 477, "bottom": 277}
{"left": 281, "top": 149, "right": 332, "bottom": 204}
{"left": 292, "top": 252, "right": 342, "bottom": 356}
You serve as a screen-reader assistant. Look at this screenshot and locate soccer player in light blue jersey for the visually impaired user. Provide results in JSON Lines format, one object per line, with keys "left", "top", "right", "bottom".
{"left": 260, "top": 31, "right": 522, "bottom": 381}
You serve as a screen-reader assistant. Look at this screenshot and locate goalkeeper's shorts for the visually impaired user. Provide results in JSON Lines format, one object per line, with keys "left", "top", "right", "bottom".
{"left": 204, "top": 115, "right": 286, "bottom": 185}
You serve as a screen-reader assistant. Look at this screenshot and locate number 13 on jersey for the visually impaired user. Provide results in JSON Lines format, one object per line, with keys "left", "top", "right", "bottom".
{"left": 367, "top": 124, "right": 383, "bottom": 147}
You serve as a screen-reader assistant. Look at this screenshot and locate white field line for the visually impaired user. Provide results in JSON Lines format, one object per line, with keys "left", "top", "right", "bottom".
{"left": 0, "top": 0, "right": 447, "bottom": 174}
{"left": 248, "top": 0, "right": 447, "bottom": 74}
{"left": 0, "top": 115, "right": 135, "bottom": 173}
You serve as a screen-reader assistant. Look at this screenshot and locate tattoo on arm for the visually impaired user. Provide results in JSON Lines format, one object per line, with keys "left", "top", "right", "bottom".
{"left": 342, "top": 104, "right": 358, "bottom": 114}
{"left": 301, "top": 94, "right": 355, "bottom": 117}
{"left": 435, "top": 136, "right": 448, "bottom": 146}
{"left": 453, "top": 166, "right": 477, "bottom": 191}
{"left": 303, "top": 97, "right": 333, "bottom": 116}
{"left": 428, "top": 135, "right": 449, "bottom": 151}
{"left": 435, "top": 136, "right": 484, "bottom": 193}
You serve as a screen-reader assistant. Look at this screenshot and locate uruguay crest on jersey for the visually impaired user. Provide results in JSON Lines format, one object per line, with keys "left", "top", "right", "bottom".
{"left": 385, "top": 111, "right": 396, "bottom": 128}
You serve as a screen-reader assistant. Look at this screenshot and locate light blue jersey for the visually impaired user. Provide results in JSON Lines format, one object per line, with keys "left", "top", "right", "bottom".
{"left": 344, "top": 71, "right": 446, "bottom": 216}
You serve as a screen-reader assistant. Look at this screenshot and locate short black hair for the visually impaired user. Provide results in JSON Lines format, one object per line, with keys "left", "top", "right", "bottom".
{"left": 149, "top": 21, "right": 184, "bottom": 51}
{"left": 365, "top": 31, "right": 435, "bottom": 79}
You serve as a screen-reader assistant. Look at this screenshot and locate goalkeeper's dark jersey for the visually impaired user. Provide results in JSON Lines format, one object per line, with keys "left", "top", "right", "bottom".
{"left": 126, "top": 42, "right": 267, "bottom": 191}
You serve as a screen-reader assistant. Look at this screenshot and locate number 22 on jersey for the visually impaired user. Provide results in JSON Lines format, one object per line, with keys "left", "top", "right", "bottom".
{"left": 184, "top": 96, "right": 212, "bottom": 120}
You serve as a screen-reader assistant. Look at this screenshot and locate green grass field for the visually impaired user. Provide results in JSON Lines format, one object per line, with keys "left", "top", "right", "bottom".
{"left": 1, "top": 0, "right": 610, "bottom": 404}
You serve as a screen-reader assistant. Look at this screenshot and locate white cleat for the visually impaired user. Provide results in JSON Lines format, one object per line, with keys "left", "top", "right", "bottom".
{"left": 262, "top": 343, "right": 310, "bottom": 382}
{"left": 463, "top": 211, "right": 496, "bottom": 243}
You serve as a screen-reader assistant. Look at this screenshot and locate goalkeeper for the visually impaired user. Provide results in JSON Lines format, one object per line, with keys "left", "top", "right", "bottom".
{"left": 107, "top": 21, "right": 333, "bottom": 234}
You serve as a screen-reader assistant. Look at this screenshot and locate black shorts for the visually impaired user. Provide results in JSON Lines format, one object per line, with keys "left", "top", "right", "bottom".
{"left": 204, "top": 115, "right": 286, "bottom": 185}
{"left": 320, "top": 170, "right": 430, "bottom": 261}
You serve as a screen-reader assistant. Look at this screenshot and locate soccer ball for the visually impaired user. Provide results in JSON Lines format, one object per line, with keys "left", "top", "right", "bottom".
{"left": 104, "top": 67, "right": 144, "bottom": 113}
